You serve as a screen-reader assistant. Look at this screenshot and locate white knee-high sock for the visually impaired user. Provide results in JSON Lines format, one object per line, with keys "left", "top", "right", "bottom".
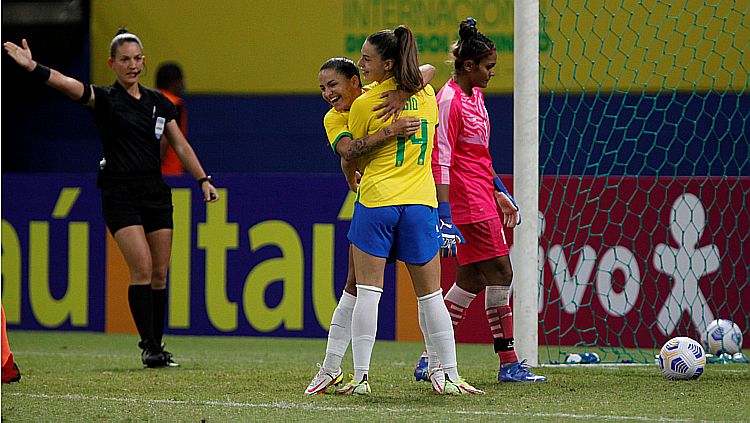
{"left": 418, "top": 290, "right": 460, "bottom": 381}
{"left": 352, "top": 285, "right": 382, "bottom": 382}
{"left": 486, "top": 284, "right": 511, "bottom": 306}
{"left": 418, "top": 300, "right": 440, "bottom": 371}
{"left": 322, "top": 290, "right": 356, "bottom": 372}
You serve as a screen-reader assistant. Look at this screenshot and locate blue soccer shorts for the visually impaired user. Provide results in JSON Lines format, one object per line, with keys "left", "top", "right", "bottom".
{"left": 348, "top": 202, "right": 441, "bottom": 265}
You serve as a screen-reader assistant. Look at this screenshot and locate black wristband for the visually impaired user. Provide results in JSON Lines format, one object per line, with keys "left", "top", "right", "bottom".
{"left": 30, "top": 63, "right": 51, "bottom": 83}
{"left": 197, "top": 175, "right": 212, "bottom": 186}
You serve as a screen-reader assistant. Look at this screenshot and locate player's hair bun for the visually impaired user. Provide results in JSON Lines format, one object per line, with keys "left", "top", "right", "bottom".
{"left": 459, "top": 18, "right": 478, "bottom": 40}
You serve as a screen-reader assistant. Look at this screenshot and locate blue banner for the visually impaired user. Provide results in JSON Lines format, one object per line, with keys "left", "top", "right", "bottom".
{"left": 1, "top": 173, "right": 397, "bottom": 340}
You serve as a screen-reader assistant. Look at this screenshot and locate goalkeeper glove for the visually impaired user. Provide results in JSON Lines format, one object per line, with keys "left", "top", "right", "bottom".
{"left": 438, "top": 202, "right": 465, "bottom": 258}
{"left": 494, "top": 176, "right": 521, "bottom": 226}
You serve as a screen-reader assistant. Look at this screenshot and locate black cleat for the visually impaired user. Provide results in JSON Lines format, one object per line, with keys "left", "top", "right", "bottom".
{"left": 138, "top": 340, "right": 181, "bottom": 368}
{"left": 139, "top": 340, "right": 172, "bottom": 368}
{"left": 160, "top": 346, "right": 180, "bottom": 367}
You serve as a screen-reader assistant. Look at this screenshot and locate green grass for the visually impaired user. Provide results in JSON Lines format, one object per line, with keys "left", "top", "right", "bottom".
{"left": 2, "top": 331, "right": 749, "bottom": 422}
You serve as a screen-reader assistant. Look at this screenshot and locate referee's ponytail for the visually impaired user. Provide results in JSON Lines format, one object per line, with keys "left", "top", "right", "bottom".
{"left": 109, "top": 27, "right": 144, "bottom": 58}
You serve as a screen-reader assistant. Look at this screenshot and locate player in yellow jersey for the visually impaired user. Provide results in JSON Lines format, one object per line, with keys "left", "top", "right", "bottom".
{"left": 334, "top": 25, "right": 482, "bottom": 396}
{"left": 305, "top": 57, "right": 423, "bottom": 395}
{"left": 307, "top": 57, "right": 446, "bottom": 395}
{"left": 321, "top": 58, "right": 436, "bottom": 193}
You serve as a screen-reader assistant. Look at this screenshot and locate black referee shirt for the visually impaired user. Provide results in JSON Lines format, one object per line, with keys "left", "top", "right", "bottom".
{"left": 91, "top": 82, "right": 177, "bottom": 177}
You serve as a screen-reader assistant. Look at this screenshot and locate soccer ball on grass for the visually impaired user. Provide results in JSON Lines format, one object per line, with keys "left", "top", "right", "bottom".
{"left": 658, "top": 337, "right": 705, "bottom": 380}
{"left": 701, "top": 319, "right": 743, "bottom": 355}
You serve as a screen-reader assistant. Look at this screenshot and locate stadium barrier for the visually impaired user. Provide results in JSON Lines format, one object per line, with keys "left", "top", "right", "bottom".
{"left": 2, "top": 173, "right": 746, "bottom": 359}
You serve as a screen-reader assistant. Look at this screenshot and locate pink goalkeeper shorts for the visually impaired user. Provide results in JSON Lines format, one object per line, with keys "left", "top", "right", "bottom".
{"left": 455, "top": 216, "right": 510, "bottom": 266}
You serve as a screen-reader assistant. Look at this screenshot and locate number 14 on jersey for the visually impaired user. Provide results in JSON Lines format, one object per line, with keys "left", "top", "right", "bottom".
{"left": 395, "top": 118, "right": 429, "bottom": 167}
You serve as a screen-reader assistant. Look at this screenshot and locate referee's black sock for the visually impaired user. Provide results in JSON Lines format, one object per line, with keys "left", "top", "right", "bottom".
{"left": 128, "top": 285, "right": 155, "bottom": 348}
{"left": 152, "top": 288, "right": 167, "bottom": 347}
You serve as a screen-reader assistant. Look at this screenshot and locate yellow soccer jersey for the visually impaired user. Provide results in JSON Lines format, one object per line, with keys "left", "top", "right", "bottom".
{"left": 347, "top": 77, "right": 438, "bottom": 208}
{"left": 323, "top": 109, "right": 351, "bottom": 154}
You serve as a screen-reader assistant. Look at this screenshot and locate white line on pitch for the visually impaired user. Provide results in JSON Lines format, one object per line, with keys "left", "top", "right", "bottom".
{"left": 4, "top": 392, "right": 697, "bottom": 422}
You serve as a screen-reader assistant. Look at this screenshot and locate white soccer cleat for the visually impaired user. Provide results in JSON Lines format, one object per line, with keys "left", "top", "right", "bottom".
{"left": 428, "top": 366, "right": 446, "bottom": 394}
{"left": 334, "top": 375, "right": 371, "bottom": 395}
{"left": 304, "top": 364, "right": 343, "bottom": 395}
{"left": 444, "top": 376, "right": 484, "bottom": 395}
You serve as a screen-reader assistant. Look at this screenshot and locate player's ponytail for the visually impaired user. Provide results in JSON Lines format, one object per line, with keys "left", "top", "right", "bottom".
{"left": 393, "top": 25, "right": 423, "bottom": 95}
{"left": 367, "top": 25, "right": 423, "bottom": 95}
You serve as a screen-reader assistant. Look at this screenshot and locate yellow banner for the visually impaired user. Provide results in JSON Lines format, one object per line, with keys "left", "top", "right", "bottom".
{"left": 340, "top": 0, "right": 517, "bottom": 93}
{"left": 91, "top": 0, "right": 746, "bottom": 94}
{"left": 541, "top": 0, "right": 748, "bottom": 93}
{"left": 92, "top": 0, "right": 344, "bottom": 94}
{"left": 91, "top": 0, "right": 517, "bottom": 93}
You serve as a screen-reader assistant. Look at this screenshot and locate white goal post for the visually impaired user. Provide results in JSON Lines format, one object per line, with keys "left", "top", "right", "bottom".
{"left": 512, "top": 0, "right": 540, "bottom": 366}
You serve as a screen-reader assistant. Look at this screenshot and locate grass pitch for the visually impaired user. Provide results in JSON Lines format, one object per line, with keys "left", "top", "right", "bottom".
{"left": 2, "top": 331, "right": 749, "bottom": 421}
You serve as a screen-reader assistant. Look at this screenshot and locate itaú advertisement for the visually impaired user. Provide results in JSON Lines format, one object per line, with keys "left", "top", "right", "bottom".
{"left": 449, "top": 176, "right": 749, "bottom": 350}
{"left": 2, "top": 174, "right": 748, "bottom": 349}
{"left": 0, "top": 174, "right": 397, "bottom": 340}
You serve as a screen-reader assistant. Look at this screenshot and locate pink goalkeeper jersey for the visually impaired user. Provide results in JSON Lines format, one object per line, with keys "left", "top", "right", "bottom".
{"left": 432, "top": 79, "right": 498, "bottom": 224}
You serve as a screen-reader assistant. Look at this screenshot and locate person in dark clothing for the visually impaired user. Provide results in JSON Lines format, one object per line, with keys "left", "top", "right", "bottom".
{"left": 4, "top": 28, "right": 219, "bottom": 368}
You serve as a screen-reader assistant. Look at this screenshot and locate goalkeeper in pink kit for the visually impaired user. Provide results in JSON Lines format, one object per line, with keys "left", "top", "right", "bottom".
{"left": 415, "top": 18, "right": 546, "bottom": 383}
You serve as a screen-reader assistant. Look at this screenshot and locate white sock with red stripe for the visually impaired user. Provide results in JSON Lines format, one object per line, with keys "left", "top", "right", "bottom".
{"left": 322, "top": 290, "right": 356, "bottom": 373}
{"left": 352, "top": 285, "right": 382, "bottom": 382}
{"left": 444, "top": 283, "right": 477, "bottom": 328}
{"left": 418, "top": 289, "right": 460, "bottom": 382}
{"left": 485, "top": 285, "right": 518, "bottom": 366}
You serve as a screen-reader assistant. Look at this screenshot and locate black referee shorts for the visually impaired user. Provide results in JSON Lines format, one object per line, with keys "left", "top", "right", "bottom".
{"left": 101, "top": 179, "right": 174, "bottom": 235}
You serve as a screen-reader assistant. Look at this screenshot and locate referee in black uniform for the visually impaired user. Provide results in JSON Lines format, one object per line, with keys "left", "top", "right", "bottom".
{"left": 4, "top": 28, "right": 219, "bottom": 368}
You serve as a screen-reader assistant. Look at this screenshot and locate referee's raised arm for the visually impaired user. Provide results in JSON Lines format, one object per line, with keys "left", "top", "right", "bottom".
{"left": 3, "top": 38, "right": 93, "bottom": 105}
